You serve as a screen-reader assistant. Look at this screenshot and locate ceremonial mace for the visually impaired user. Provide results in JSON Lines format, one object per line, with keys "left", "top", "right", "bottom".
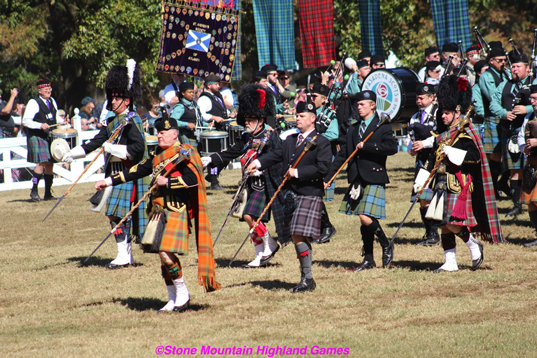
{"left": 42, "top": 113, "right": 134, "bottom": 222}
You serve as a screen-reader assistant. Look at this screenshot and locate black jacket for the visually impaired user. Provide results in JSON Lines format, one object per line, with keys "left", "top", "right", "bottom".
{"left": 258, "top": 129, "right": 332, "bottom": 197}
{"left": 326, "top": 114, "right": 398, "bottom": 185}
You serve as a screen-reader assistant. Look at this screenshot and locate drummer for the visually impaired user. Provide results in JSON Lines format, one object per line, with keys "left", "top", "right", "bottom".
{"left": 170, "top": 81, "right": 201, "bottom": 148}
{"left": 22, "top": 78, "right": 65, "bottom": 202}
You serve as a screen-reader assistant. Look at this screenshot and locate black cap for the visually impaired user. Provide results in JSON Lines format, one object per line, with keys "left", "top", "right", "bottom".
{"left": 370, "top": 54, "right": 385, "bottom": 64}
{"left": 425, "top": 46, "right": 439, "bottom": 57}
{"left": 179, "top": 82, "right": 194, "bottom": 93}
{"left": 37, "top": 78, "right": 51, "bottom": 88}
{"left": 154, "top": 117, "right": 179, "bottom": 132}
{"left": 205, "top": 74, "right": 222, "bottom": 84}
{"left": 416, "top": 83, "right": 436, "bottom": 95}
{"left": 358, "top": 50, "right": 372, "bottom": 59}
{"left": 466, "top": 45, "right": 480, "bottom": 54}
{"left": 426, "top": 60, "right": 442, "bottom": 71}
{"left": 489, "top": 47, "right": 506, "bottom": 58}
{"left": 260, "top": 64, "right": 278, "bottom": 73}
{"left": 442, "top": 43, "right": 458, "bottom": 53}
{"left": 296, "top": 100, "right": 316, "bottom": 114}
{"left": 474, "top": 60, "right": 488, "bottom": 74}
{"left": 489, "top": 41, "right": 503, "bottom": 49}
{"left": 311, "top": 83, "right": 329, "bottom": 96}
{"left": 357, "top": 60, "right": 369, "bottom": 69}
{"left": 530, "top": 85, "right": 537, "bottom": 94}
{"left": 509, "top": 51, "right": 529, "bottom": 64}
{"left": 356, "top": 90, "right": 377, "bottom": 102}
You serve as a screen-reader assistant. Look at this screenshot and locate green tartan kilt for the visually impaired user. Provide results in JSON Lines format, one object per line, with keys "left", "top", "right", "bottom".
{"left": 323, "top": 181, "right": 335, "bottom": 202}
{"left": 180, "top": 132, "right": 199, "bottom": 148}
{"left": 243, "top": 187, "right": 270, "bottom": 222}
{"left": 482, "top": 117, "right": 501, "bottom": 154}
{"left": 106, "top": 182, "right": 133, "bottom": 219}
{"left": 27, "top": 135, "right": 53, "bottom": 163}
{"left": 339, "top": 183, "right": 386, "bottom": 219}
{"left": 501, "top": 127, "right": 524, "bottom": 170}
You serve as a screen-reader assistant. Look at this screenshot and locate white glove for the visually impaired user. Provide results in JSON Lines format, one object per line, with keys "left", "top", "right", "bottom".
{"left": 250, "top": 170, "right": 263, "bottom": 177}
{"left": 201, "top": 156, "right": 212, "bottom": 168}
{"left": 413, "top": 168, "right": 430, "bottom": 193}
{"left": 103, "top": 142, "right": 128, "bottom": 160}
{"left": 442, "top": 145, "right": 467, "bottom": 166}
{"left": 62, "top": 145, "right": 86, "bottom": 163}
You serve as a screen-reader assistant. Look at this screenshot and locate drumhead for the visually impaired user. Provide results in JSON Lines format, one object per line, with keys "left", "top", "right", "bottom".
{"left": 50, "top": 128, "right": 78, "bottom": 139}
{"left": 146, "top": 135, "right": 158, "bottom": 145}
{"left": 362, "top": 67, "right": 419, "bottom": 122}
{"left": 201, "top": 131, "right": 229, "bottom": 139}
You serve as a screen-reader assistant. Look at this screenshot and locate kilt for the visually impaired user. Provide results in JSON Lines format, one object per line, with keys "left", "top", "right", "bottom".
{"left": 482, "top": 117, "right": 501, "bottom": 154}
{"left": 501, "top": 127, "right": 524, "bottom": 170}
{"left": 180, "top": 133, "right": 198, "bottom": 148}
{"left": 323, "top": 181, "right": 335, "bottom": 202}
{"left": 159, "top": 206, "right": 190, "bottom": 254}
{"left": 411, "top": 188, "right": 434, "bottom": 202}
{"left": 284, "top": 195, "right": 322, "bottom": 239}
{"left": 444, "top": 190, "right": 477, "bottom": 227}
{"left": 27, "top": 135, "right": 52, "bottom": 163}
{"left": 105, "top": 182, "right": 133, "bottom": 218}
{"left": 339, "top": 183, "right": 386, "bottom": 219}
{"left": 243, "top": 186, "right": 270, "bottom": 222}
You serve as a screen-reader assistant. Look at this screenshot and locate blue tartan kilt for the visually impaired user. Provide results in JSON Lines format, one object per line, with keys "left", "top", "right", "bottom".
{"left": 323, "top": 181, "right": 335, "bottom": 202}
{"left": 482, "top": 117, "right": 501, "bottom": 154}
{"left": 411, "top": 188, "right": 434, "bottom": 202}
{"left": 339, "top": 183, "right": 386, "bottom": 219}
{"left": 105, "top": 182, "right": 133, "bottom": 218}
{"left": 501, "top": 127, "right": 524, "bottom": 170}
{"left": 283, "top": 195, "right": 322, "bottom": 239}
{"left": 27, "top": 135, "right": 52, "bottom": 163}
{"left": 243, "top": 187, "right": 270, "bottom": 222}
{"left": 444, "top": 190, "right": 477, "bottom": 227}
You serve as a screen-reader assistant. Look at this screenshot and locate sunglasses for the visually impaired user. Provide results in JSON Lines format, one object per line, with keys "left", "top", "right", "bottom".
{"left": 279, "top": 76, "right": 289, "bottom": 80}
{"left": 494, "top": 58, "right": 507, "bottom": 63}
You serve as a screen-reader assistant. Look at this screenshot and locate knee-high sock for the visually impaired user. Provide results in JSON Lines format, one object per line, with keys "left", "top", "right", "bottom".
{"left": 361, "top": 225, "right": 375, "bottom": 262}
{"left": 320, "top": 202, "right": 332, "bottom": 230}
{"left": 44, "top": 174, "right": 53, "bottom": 196}
{"left": 164, "top": 260, "right": 183, "bottom": 280}
{"left": 364, "top": 218, "right": 389, "bottom": 247}
{"left": 420, "top": 206, "right": 432, "bottom": 235}
{"left": 530, "top": 210, "right": 537, "bottom": 231}
{"left": 31, "top": 173, "right": 43, "bottom": 191}
{"left": 489, "top": 160, "right": 501, "bottom": 191}
{"left": 441, "top": 232, "right": 456, "bottom": 251}
{"left": 510, "top": 179, "right": 522, "bottom": 206}
{"left": 110, "top": 219, "right": 132, "bottom": 243}
{"left": 295, "top": 242, "right": 313, "bottom": 279}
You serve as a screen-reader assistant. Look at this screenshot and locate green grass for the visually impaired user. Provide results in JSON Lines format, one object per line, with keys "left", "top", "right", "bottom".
{"left": 1, "top": 152, "right": 537, "bottom": 357}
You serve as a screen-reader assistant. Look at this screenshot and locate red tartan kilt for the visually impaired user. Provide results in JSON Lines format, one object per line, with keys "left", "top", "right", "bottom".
{"left": 445, "top": 190, "right": 477, "bottom": 227}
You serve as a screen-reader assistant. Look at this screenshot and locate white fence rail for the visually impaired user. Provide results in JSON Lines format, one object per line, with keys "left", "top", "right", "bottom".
{"left": 0, "top": 130, "right": 104, "bottom": 191}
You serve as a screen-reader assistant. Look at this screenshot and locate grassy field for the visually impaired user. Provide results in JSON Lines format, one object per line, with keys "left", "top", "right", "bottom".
{"left": 2, "top": 152, "right": 537, "bottom": 357}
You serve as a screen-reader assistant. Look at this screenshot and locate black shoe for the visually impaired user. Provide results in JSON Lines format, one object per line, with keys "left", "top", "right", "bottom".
{"left": 291, "top": 277, "right": 316, "bottom": 293}
{"left": 471, "top": 242, "right": 484, "bottom": 271}
{"left": 381, "top": 242, "right": 394, "bottom": 268}
{"left": 497, "top": 176, "right": 511, "bottom": 198}
{"left": 351, "top": 260, "right": 376, "bottom": 272}
{"left": 210, "top": 182, "right": 223, "bottom": 190}
{"left": 313, "top": 226, "right": 336, "bottom": 244}
{"left": 172, "top": 299, "right": 190, "bottom": 312}
{"left": 524, "top": 239, "right": 537, "bottom": 248}
{"left": 260, "top": 244, "right": 280, "bottom": 265}
{"left": 30, "top": 190, "right": 41, "bottom": 202}
{"left": 106, "top": 263, "right": 131, "bottom": 269}
{"left": 43, "top": 194, "right": 57, "bottom": 201}
{"left": 506, "top": 205, "right": 523, "bottom": 218}
{"left": 415, "top": 232, "right": 440, "bottom": 246}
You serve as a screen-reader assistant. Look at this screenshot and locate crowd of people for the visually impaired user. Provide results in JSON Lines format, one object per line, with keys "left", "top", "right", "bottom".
{"left": 3, "top": 36, "right": 537, "bottom": 312}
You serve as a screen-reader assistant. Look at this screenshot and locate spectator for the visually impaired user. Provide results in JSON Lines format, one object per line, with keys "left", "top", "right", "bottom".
{"left": 80, "top": 97, "right": 97, "bottom": 129}
{"left": 0, "top": 88, "right": 20, "bottom": 138}
{"left": 141, "top": 98, "right": 162, "bottom": 134}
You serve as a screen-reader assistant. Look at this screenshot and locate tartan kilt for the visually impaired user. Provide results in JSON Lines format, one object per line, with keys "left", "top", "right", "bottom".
{"left": 284, "top": 195, "right": 322, "bottom": 239}
{"left": 180, "top": 133, "right": 199, "bottom": 148}
{"left": 159, "top": 206, "right": 190, "bottom": 254}
{"left": 501, "top": 127, "right": 524, "bottom": 170}
{"left": 323, "top": 181, "right": 335, "bottom": 202}
{"left": 105, "top": 182, "right": 133, "bottom": 219}
{"left": 444, "top": 190, "right": 477, "bottom": 227}
{"left": 339, "top": 183, "right": 386, "bottom": 219}
{"left": 411, "top": 188, "right": 434, "bottom": 202}
{"left": 482, "top": 117, "right": 501, "bottom": 154}
{"left": 243, "top": 187, "right": 270, "bottom": 222}
{"left": 27, "top": 135, "right": 53, "bottom": 163}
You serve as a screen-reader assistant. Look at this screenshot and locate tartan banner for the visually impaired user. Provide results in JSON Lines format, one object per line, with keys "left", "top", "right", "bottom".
{"left": 156, "top": 0, "right": 240, "bottom": 82}
{"left": 253, "top": 0, "right": 295, "bottom": 70}
{"left": 430, "top": 0, "right": 472, "bottom": 52}
{"left": 232, "top": 0, "right": 242, "bottom": 80}
{"left": 297, "top": 0, "right": 335, "bottom": 69}
{"left": 358, "top": 0, "right": 384, "bottom": 56}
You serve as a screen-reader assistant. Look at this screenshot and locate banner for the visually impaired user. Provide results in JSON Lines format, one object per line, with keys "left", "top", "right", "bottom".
{"left": 297, "top": 0, "right": 335, "bottom": 69}
{"left": 253, "top": 0, "right": 295, "bottom": 70}
{"left": 359, "top": 0, "right": 384, "bottom": 55}
{"left": 156, "top": 0, "right": 241, "bottom": 82}
{"left": 430, "top": 0, "right": 472, "bottom": 51}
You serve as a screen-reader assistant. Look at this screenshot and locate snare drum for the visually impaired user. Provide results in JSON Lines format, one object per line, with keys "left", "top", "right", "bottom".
{"left": 146, "top": 135, "right": 158, "bottom": 152}
{"left": 282, "top": 115, "right": 297, "bottom": 129}
{"left": 228, "top": 121, "right": 244, "bottom": 147}
{"left": 50, "top": 128, "right": 78, "bottom": 148}
{"left": 200, "top": 131, "right": 228, "bottom": 155}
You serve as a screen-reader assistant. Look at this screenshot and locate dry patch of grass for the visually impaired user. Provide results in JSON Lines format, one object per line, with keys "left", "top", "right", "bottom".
{"left": 2, "top": 152, "right": 537, "bottom": 357}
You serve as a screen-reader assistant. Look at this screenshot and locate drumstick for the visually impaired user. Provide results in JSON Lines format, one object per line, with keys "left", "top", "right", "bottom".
{"left": 48, "top": 123, "right": 66, "bottom": 129}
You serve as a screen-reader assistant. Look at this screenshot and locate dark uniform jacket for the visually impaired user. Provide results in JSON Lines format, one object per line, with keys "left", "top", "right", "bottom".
{"left": 326, "top": 113, "right": 398, "bottom": 185}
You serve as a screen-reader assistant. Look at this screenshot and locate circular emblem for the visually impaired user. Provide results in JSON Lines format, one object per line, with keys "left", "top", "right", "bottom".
{"left": 215, "top": 41, "right": 219, "bottom": 47}
{"left": 364, "top": 92, "right": 370, "bottom": 99}
{"left": 165, "top": 14, "right": 169, "bottom": 20}
{"left": 185, "top": 25, "right": 189, "bottom": 31}
{"left": 211, "top": 13, "right": 216, "bottom": 20}
{"left": 229, "top": 55, "right": 235, "bottom": 61}
{"left": 199, "top": 69, "right": 204, "bottom": 76}
{"left": 227, "top": 33, "right": 232, "bottom": 40}
{"left": 166, "top": 54, "right": 171, "bottom": 61}
{"left": 169, "top": 6, "right": 174, "bottom": 13}
{"left": 227, "top": 68, "right": 232, "bottom": 74}
{"left": 186, "top": 67, "right": 192, "bottom": 74}
{"left": 171, "top": 52, "right": 176, "bottom": 59}
{"left": 165, "top": 6, "right": 170, "bottom": 12}
{"left": 182, "top": 8, "right": 187, "bottom": 15}
{"left": 207, "top": 51, "right": 212, "bottom": 58}
{"left": 180, "top": 66, "right": 185, "bottom": 72}
{"left": 205, "top": 12, "right": 210, "bottom": 20}
{"left": 165, "top": 65, "right": 169, "bottom": 71}
{"left": 188, "top": 10, "right": 193, "bottom": 16}
{"left": 211, "top": 55, "right": 216, "bottom": 62}
{"left": 225, "top": 49, "right": 229, "bottom": 55}
{"left": 180, "top": 21, "right": 185, "bottom": 27}
{"left": 307, "top": 103, "right": 314, "bottom": 111}
{"left": 362, "top": 69, "right": 406, "bottom": 120}
{"left": 209, "top": 45, "right": 214, "bottom": 51}
{"left": 216, "top": 14, "right": 221, "bottom": 21}
{"left": 222, "top": 66, "right": 227, "bottom": 72}
{"left": 212, "top": 30, "right": 217, "bottom": 36}
{"left": 169, "top": 15, "right": 174, "bottom": 22}
{"left": 223, "top": 26, "right": 227, "bottom": 33}
{"left": 222, "top": 15, "right": 227, "bottom": 21}
{"left": 168, "top": 23, "right": 173, "bottom": 30}
{"left": 231, "top": 16, "right": 236, "bottom": 23}
{"left": 195, "top": 11, "right": 199, "bottom": 16}
{"left": 178, "top": 34, "right": 183, "bottom": 41}
{"left": 228, "top": 24, "right": 233, "bottom": 31}
{"left": 200, "top": 11, "right": 204, "bottom": 17}
{"left": 193, "top": 69, "right": 198, "bottom": 75}
{"left": 175, "top": 66, "right": 180, "bottom": 72}
{"left": 423, "top": 85, "right": 429, "bottom": 93}
{"left": 225, "top": 75, "right": 230, "bottom": 81}
{"left": 175, "top": 18, "right": 180, "bottom": 24}
{"left": 172, "top": 33, "right": 176, "bottom": 39}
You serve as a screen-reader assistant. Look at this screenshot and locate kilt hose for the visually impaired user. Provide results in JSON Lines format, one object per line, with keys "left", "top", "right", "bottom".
{"left": 501, "top": 127, "right": 524, "bottom": 170}
{"left": 444, "top": 190, "right": 478, "bottom": 227}
{"left": 482, "top": 117, "right": 502, "bottom": 154}
{"left": 27, "top": 135, "right": 53, "bottom": 163}
{"left": 243, "top": 186, "right": 271, "bottom": 222}
{"left": 339, "top": 183, "right": 386, "bottom": 219}
{"left": 284, "top": 195, "right": 323, "bottom": 240}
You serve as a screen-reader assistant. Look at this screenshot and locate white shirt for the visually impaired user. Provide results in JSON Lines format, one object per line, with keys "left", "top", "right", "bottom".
{"left": 518, "top": 113, "right": 534, "bottom": 152}
{"left": 198, "top": 91, "right": 228, "bottom": 122}
{"left": 22, "top": 96, "right": 63, "bottom": 129}
{"left": 164, "top": 82, "right": 180, "bottom": 106}
{"left": 220, "top": 87, "right": 234, "bottom": 108}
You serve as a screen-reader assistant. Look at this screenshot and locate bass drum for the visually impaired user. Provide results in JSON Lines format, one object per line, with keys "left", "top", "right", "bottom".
{"left": 362, "top": 67, "right": 419, "bottom": 123}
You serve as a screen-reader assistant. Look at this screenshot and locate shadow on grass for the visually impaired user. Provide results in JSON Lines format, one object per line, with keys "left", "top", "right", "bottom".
{"left": 386, "top": 221, "right": 423, "bottom": 229}
{"left": 249, "top": 279, "right": 296, "bottom": 291}
{"left": 315, "top": 259, "right": 356, "bottom": 270}
{"left": 7, "top": 198, "right": 41, "bottom": 203}
{"left": 394, "top": 260, "right": 440, "bottom": 271}
{"left": 215, "top": 258, "right": 282, "bottom": 269}
{"left": 68, "top": 256, "right": 144, "bottom": 269}
{"left": 506, "top": 237, "right": 537, "bottom": 246}
{"left": 113, "top": 297, "right": 209, "bottom": 312}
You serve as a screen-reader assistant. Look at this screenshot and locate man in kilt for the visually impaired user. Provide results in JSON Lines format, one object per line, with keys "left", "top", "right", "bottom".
{"left": 407, "top": 83, "right": 441, "bottom": 246}
{"left": 201, "top": 84, "right": 289, "bottom": 268}
{"left": 63, "top": 60, "right": 148, "bottom": 269}
{"left": 518, "top": 85, "right": 537, "bottom": 247}
{"left": 248, "top": 100, "right": 332, "bottom": 292}
{"left": 22, "top": 78, "right": 65, "bottom": 201}
{"left": 326, "top": 90, "right": 398, "bottom": 272}
{"left": 170, "top": 81, "right": 201, "bottom": 148}
{"left": 490, "top": 52, "right": 536, "bottom": 217}
{"left": 423, "top": 75, "right": 503, "bottom": 273}
{"left": 95, "top": 116, "right": 220, "bottom": 312}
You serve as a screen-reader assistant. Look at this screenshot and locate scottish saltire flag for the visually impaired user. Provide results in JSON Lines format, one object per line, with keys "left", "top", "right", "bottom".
{"left": 186, "top": 30, "right": 211, "bottom": 52}
{"left": 430, "top": 0, "right": 472, "bottom": 50}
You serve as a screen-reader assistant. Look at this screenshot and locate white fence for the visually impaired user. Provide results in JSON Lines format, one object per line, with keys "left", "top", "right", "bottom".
{"left": 0, "top": 130, "right": 104, "bottom": 191}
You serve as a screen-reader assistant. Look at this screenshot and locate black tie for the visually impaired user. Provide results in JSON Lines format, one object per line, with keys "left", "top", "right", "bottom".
{"left": 296, "top": 134, "right": 304, "bottom": 147}
{"left": 359, "top": 121, "right": 366, "bottom": 139}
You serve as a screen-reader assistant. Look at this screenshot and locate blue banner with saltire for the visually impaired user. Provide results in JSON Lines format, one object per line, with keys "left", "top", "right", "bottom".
{"left": 156, "top": 0, "right": 240, "bottom": 82}
{"left": 359, "top": 0, "right": 384, "bottom": 56}
{"left": 253, "top": 0, "right": 295, "bottom": 70}
{"left": 430, "top": 0, "right": 472, "bottom": 52}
